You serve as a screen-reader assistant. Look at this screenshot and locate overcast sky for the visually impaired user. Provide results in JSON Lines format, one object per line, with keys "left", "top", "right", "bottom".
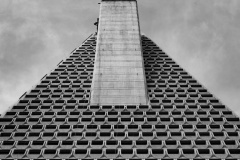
{"left": 0, "top": 0, "right": 240, "bottom": 115}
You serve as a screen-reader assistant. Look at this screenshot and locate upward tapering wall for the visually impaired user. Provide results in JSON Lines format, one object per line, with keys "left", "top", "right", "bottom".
{"left": 91, "top": 0, "right": 148, "bottom": 105}
{"left": 2, "top": 1, "right": 240, "bottom": 159}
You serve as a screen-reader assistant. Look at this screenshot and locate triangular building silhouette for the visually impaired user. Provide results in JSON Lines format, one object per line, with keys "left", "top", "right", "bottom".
{"left": 0, "top": 0, "right": 240, "bottom": 159}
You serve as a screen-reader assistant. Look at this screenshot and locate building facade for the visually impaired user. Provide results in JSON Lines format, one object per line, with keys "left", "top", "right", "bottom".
{"left": 0, "top": 0, "right": 240, "bottom": 159}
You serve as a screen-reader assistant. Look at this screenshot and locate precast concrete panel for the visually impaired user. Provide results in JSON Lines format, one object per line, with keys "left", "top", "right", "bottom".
{"left": 91, "top": 0, "right": 148, "bottom": 105}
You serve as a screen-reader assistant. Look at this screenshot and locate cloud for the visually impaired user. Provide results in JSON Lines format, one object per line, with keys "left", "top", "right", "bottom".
{"left": 138, "top": 0, "right": 240, "bottom": 114}
{"left": 0, "top": 0, "right": 99, "bottom": 114}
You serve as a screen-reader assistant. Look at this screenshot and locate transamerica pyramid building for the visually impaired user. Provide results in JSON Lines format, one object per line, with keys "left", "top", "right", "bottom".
{"left": 0, "top": 0, "right": 240, "bottom": 159}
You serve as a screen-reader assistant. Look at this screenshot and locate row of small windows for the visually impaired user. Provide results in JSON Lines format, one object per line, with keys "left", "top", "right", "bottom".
{"left": 145, "top": 73, "right": 196, "bottom": 77}
{"left": 1, "top": 117, "right": 239, "bottom": 126}
{"left": 22, "top": 96, "right": 221, "bottom": 103}
{"left": 44, "top": 73, "right": 93, "bottom": 77}
{"left": 39, "top": 81, "right": 92, "bottom": 86}
{"left": 1, "top": 124, "right": 239, "bottom": 132}
{"left": 0, "top": 140, "right": 239, "bottom": 149}
{"left": 0, "top": 148, "right": 240, "bottom": 159}
{"left": 144, "top": 63, "right": 178, "bottom": 68}
{"left": 51, "top": 70, "right": 93, "bottom": 75}
{"left": 43, "top": 76, "right": 92, "bottom": 81}
{"left": 30, "top": 88, "right": 87, "bottom": 93}
{"left": 17, "top": 99, "right": 89, "bottom": 106}
{"left": 57, "top": 64, "right": 94, "bottom": 68}
{"left": 150, "top": 93, "right": 213, "bottom": 98}
{"left": 40, "top": 79, "right": 92, "bottom": 84}
{"left": 23, "top": 95, "right": 89, "bottom": 101}
{"left": 35, "top": 84, "right": 91, "bottom": 90}
{"left": 146, "top": 75, "right": 195, "bottom": 80}
{"left": 144, "top": 57, "right": 171, "bottom": 61}
{"left": 145, "top": 70, "right": 187, "bottom": 74}
{"left": 145, "top": 69, "right": 185, "bottom": 74}
{"left": 149, "top": 99, "right": 222, "bottom": 105}
{"left": 72, "top": 51, "right": 95, "bottom": 55}
{"left": 152, "top": 87, "right": 210, "bottom": 92}
{"left": 69, "top": 54, "right": 95, "bottom": 58}
{"left": 149, "top": 98, "right": 220, "bottom": 103}
{"left": 1, "top": 131, "right": 240, "bottom": 141}
{"left": 148, "top": 84, "right": 204, "bottom": 89}
{"left": 149, "top": 91, "right": 215, "bottom": 98}
{"left": 37, "top": 83, "right": 91, "bottom": 88}
{"left": 144, "top": 59, "right": 175, "bottom": 63}
{"left": 10, "top": 104, "right": 228, "bottom": 112}
{"left": 60, "top": 60, "right": 94, "bottom": 65}
{"left": 5, "top": 110, "right": 234, "bottom": 118}
{"left": 56, "top": 68, "right": 93, "bottom": 72}
{"left": 64, "top": 55, "right": 95, "bottom": 60}
{"left": 72, "top": 48, "right": 95, "bottom": 52}
{"left": 27, "top": 90, "right": 89, "bottom": 96}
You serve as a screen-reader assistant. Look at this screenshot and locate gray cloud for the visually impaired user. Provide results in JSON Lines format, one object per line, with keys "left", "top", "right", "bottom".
{"left": 138, "top": 0, "right": 240, "bottom": 115}
{"left": 0, "top": 0, "right": 239, "bottom": 116}
{"left": 0, "top": 0, "right": 100, "bottom": 113}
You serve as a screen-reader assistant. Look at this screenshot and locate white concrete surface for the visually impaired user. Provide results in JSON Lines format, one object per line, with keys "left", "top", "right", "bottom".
{"left": 91, "top": 0, "right": 148, "bottom": 105}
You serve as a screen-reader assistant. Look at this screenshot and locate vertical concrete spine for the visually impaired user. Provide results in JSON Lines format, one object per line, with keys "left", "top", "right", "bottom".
{"left": 91, "top": 0, "right": 148, "bottom": 105}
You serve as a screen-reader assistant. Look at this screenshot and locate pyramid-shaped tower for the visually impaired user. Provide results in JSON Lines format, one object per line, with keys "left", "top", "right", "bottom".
{"left": 1, "top": 0, "right": 240, "bottom": 160}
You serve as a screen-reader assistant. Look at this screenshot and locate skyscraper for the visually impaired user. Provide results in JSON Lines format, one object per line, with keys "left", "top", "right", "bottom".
{"left": 0, "top": 0, "right": 240, "bottom": 159}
